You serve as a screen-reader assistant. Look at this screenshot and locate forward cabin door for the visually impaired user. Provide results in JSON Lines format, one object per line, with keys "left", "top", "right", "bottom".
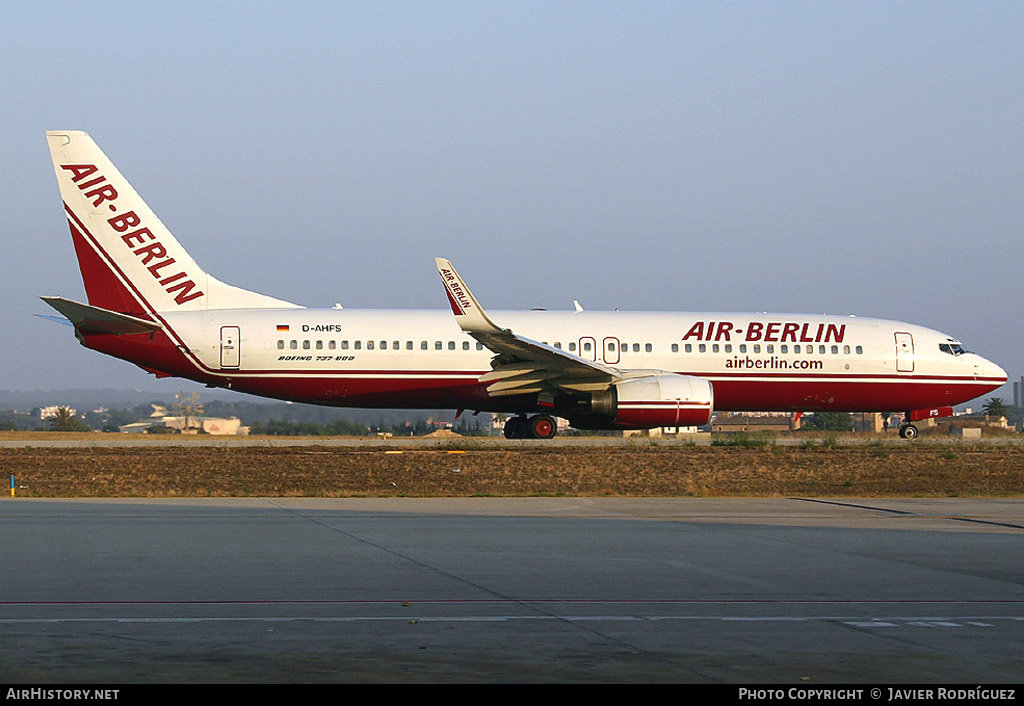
{"left": 895, "top": 332, "right": 914, "bottom": 373}
{"left": 220, "top": 325, "right": 240, "bottom": 369}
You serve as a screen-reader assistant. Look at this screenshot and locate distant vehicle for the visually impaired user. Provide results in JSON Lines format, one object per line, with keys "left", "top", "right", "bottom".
{"left": 42, "top": 131, "right": 1007, "bottom": 439}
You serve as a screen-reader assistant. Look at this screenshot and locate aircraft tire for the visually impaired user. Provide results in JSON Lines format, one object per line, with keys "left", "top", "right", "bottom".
{"left": 898, "top": 423, "right": 919, "bottom": 440}
{"left": 504, "top": 416, "right": 530, "bottom": 439}
{"left": 528, "top": 414, "right": 557, "bottom": 440}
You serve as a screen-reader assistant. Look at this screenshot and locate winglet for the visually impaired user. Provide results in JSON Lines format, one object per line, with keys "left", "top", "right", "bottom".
{"left": 434, "top": 258, "right": 503, "bottom": 334}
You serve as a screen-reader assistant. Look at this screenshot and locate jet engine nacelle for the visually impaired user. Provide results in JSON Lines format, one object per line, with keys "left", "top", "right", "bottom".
{"left": 585, "top": 374, "right": 714, "bottom": 430}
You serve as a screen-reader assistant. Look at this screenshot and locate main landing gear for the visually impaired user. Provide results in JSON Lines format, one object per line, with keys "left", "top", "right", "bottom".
{"left": 503, "top": 414, "right": 558, "bottom": 439}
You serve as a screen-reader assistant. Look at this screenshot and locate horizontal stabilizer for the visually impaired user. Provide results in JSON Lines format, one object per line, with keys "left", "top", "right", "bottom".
{"left": 36, "top": 314, "right": 74, "bottom": 328}
{"left": 41, "top": 296, "right": 162, "bottom": 336}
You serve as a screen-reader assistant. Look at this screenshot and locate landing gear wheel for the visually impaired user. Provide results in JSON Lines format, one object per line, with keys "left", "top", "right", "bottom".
{"left": 528, "top": 414, "right": 557, "bottom": 440}
{"left": 898, "top": 423, "right": 919, "bottom": 440}
{"left": 504, "top": 416, "right": 530, "bottom": 439}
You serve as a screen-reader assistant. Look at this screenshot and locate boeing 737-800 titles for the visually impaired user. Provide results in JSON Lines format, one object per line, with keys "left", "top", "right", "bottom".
{"left": 41, "top": 131, "right": 1007, "bottom": 439}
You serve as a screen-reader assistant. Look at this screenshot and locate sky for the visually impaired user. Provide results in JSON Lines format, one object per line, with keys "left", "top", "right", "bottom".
{"left": 1, "top": 1, "right": 1021, "bottom": 401}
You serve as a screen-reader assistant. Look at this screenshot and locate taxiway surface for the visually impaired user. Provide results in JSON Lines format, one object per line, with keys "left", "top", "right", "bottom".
{"left": 1, "top": 497, "right": 1021, "bottom": 683}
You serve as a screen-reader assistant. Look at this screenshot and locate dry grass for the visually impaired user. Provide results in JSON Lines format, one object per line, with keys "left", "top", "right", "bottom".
{"left": 0, "top": 444, "right": 1021, "bottom": 498}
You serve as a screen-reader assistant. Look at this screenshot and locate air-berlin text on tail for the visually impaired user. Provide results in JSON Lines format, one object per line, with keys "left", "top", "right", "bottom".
{"left": 60, "top": 163, "right": 205, "bottom": 305}
{"left": 682, "top": 320, "right": 846, "bottom": 343}
{"left": 439, "top": 268, "right": 473, "bottom": 315}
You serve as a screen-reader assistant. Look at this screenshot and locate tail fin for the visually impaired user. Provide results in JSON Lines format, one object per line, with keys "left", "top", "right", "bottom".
{"left": 46, "top": 131, "right": 300, "bottom": 314}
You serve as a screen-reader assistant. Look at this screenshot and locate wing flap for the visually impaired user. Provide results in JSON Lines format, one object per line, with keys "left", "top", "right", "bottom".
{"left": 478, "top": 362, "right": 547, "bottom": 383}
{"left": 486, "top": 373, "right": 558, "bottom": 395}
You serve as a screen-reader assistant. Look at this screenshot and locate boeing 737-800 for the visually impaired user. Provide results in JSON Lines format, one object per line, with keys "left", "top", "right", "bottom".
{"left": 41, "top": 131, "right": 1007, "bottom": 439}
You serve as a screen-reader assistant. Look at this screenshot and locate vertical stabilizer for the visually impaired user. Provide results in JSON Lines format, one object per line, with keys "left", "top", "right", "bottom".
{"left": 46, "top": 131, "right": 300, "bottom": 314}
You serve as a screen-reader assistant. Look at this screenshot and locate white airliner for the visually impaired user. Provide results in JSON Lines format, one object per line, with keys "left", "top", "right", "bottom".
{"left": 42, "top": 131, "right": 1007, "bottom": 439}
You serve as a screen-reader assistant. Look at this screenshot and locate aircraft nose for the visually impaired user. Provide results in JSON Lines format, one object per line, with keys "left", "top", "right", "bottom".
{"left": 978, "top": 357, "right": 1007, "bottom": 384}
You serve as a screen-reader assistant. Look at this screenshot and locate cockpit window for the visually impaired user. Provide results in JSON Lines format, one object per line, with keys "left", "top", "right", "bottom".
{"left": 939, "top": 342, "right": 968, "bottom": 356}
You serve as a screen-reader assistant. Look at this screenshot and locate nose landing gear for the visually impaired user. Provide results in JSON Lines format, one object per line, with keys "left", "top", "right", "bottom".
{"left": 897, "top": 422, "right": 919, "bottom": 439}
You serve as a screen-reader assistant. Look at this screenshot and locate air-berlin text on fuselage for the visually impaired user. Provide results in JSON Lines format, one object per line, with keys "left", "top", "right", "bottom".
{"left": 682, "top": 320, "right": 846, "bottom": 343}
{"left": 60, "top": 164, "right": 204, "bottom": 305}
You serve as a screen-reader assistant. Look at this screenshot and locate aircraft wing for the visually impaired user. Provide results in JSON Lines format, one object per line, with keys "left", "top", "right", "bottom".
{"left": 434, "top": 259, "right": 621, "bottom": 398}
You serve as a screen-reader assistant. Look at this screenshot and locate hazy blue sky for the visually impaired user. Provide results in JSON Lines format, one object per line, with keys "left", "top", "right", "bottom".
{"left": 2, "top": 2, "right": 1021, "bottom": 399}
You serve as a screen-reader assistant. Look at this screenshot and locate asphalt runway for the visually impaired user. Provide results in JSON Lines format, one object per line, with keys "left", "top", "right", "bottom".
{"left": 1, "top": 497, "right": 1022, "bottom": 683}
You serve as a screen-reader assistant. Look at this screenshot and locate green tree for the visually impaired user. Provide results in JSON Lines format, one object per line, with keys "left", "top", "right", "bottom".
{"left": 46, "top": 407, "right": 90, "bottom": 432}
{"left": 172, "top": 391, "right": 204, "bottom": 431}
{"left": 802, "top": 412, "right": 852, "bottom": 432}
{"left": 982, "top": 397, "right": 1009, "bottom": 419}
